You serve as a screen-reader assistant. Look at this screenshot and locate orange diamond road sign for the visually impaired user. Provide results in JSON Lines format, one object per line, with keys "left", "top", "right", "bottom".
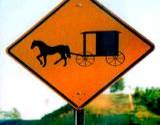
{"left": 7, "top": 0, "right": 154, "bottom": 109}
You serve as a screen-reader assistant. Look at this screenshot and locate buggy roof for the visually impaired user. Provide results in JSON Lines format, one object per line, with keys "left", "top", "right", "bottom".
{"left": 81, "top": 30, "right": 120, "bottom": 34}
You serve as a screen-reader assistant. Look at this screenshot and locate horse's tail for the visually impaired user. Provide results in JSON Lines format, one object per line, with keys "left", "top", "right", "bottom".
{"left": 65, "top": 46, "right": 71, "bottom": 58}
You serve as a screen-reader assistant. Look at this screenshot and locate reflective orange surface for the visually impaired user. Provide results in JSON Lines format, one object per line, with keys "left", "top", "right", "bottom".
{"left": 8, "top": 0, "right": 154, "bottom": 108}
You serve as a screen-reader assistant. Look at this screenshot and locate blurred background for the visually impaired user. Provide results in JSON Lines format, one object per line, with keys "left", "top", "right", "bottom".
{"left": 0, "top": 0, "right": 160, "bottom": 124}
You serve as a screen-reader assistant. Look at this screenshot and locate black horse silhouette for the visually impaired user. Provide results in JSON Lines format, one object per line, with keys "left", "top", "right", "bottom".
{"left": 31, "top": 40, "right": 71, "bottom": 67}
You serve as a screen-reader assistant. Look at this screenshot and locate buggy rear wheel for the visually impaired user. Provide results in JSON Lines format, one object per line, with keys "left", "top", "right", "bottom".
{"left": 76, "top": 52, "right": 95, "bottom": 67}
{"left": 106, "top": 51, "right": 125, "bottom": 66}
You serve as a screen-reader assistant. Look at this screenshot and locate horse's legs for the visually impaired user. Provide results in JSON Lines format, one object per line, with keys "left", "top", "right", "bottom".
{"left": 37, "top": 55, "right": 43, "bottom": 65}
{"left": 54, "top": 57, "right": 63, "bottom": 65}
{"left": 63, "top": 57, "right": 67, "bottom": 67}
{"left": 54, "top": 54, "right": 67, "bottom": 67}
{"left": 42, "top": 55, "right": 47, "bottom": 67}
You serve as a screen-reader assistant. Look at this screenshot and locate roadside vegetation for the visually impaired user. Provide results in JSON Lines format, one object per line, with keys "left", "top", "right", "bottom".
{"left": 1, "top": 79, "right": 160, "bottom": 125}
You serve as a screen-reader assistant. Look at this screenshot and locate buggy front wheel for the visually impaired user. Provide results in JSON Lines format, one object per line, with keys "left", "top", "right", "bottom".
{"left": 76, "top": 52, "right": 95, "bottom": 67}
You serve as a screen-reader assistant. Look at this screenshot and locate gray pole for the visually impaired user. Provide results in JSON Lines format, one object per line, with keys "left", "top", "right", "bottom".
{"left": 74, "top": 109, "right": 85, "bottom": 125}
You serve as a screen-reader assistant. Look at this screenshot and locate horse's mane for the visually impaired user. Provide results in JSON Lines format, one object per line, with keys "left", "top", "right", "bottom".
{"left": 33, "top": 40, "right": 49, "bottom": 47}
{"left": 34, "top": 40, "right": 46, "bottom": 44}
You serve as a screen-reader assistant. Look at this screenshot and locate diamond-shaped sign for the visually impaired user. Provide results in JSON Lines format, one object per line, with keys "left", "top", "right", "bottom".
{"left": 7, "top": 0, "right": 154, "bottom": 109}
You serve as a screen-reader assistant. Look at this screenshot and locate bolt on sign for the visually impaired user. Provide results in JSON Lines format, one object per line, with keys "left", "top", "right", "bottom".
{"left": 7, "top": 0, "right": 154, "bottom": 109}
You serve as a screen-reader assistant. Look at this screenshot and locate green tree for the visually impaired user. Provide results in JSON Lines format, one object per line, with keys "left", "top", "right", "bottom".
{"left": 11, "top": 108, "right": 21, "bottom": 119}
{"left": 133, "top": 87, "right": 160, "bottom": 115}
{"left": 110, "top": 78, "right": 125, "bottom": 93}
{"left": 0, "top": 108, "right": 21, "bottom": 119}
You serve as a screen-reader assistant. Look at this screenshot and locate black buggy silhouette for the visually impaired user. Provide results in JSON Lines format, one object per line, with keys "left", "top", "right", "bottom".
{"left": 71, "top": 30, "right": 125, "bottom": 67}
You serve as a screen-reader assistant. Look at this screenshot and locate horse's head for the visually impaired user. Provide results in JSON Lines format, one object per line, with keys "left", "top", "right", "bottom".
{"left": 31, "top": 40, "right": 38, "bottom": 49}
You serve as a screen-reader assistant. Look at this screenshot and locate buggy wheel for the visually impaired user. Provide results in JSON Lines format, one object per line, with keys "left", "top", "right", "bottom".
{"left": 76, "top": 52, "right": 95, "bottom": 67}
{"left": 106, "top": 51, "right": 125, "bottom": 66}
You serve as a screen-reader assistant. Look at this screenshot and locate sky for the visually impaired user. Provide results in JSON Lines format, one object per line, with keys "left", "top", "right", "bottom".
{"left": 0, "top": 0, "right": 160, "bottom": 119}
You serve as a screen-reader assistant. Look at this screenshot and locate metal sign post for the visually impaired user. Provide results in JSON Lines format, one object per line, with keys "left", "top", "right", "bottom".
{"left": 74, "top": 109, "right": 85, "bottom": 125}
